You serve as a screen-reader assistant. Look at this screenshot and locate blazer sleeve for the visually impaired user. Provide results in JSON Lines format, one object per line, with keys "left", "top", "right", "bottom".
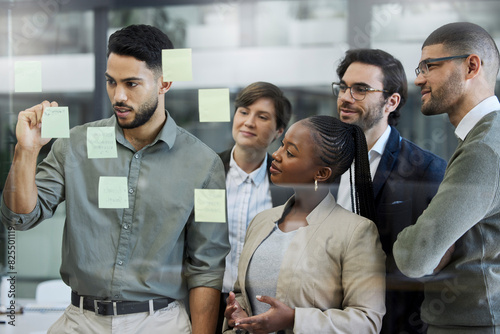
{"left": 293, "top": 219, "right": 386, "bottom": 334}
{"left": 394, "top": 139, "right": 500, "bottom": 278}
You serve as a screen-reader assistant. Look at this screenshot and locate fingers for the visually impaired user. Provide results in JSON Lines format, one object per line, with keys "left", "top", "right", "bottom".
{"left": 255, "top": 295, "right": 275, "bottom": 306}
{"left": 234, "top": 315, "right": 263, "bottom": 333}
{"left": 19, "top": 101, "right": 58, "bottom": 129}
{"left": 224, "top": 303, "right": 237, "bottom": 319}
{"left": 226, "top": 291, "right": 236, "bottom": 304}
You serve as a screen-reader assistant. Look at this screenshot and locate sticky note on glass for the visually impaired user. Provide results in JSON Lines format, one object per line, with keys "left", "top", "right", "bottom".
{"left": 98, "top": 176, "right": 129, "bottom": 209}
{"left": 41, "top": 107, "right": 70, "bottom": 138}
{"left": 15, "top": 61, "right": 42, "bottom": 92}
{"left": 194, "top": 189, "right": 226, "bottom": 223}
{"left": 162, "top": 48, "right": 192, "bottom": 81}
{"left": 198, "top": 88, "right": 231, "bottom": 122}
{"left": 87, "top": 127, "right": 117, "bottom": 159}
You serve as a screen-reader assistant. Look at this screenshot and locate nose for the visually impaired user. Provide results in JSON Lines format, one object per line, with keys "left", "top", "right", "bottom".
{"left": 338, "top": 88, "right": 354, "bottom": 103}
{"left": 244, "top": 114, "right": 256, "bottom": 127}
{"left": 414, "top": 73, "right": 426, "bottom": 87}
{"left": 113, "top": 85, "right": 128, "bottom": 103}
{"left": 272, "top": 147, "right": 282, "bottom": 162}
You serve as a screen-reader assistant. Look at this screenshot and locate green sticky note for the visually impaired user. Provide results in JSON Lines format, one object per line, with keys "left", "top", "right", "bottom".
{"left": 162, "top": 48, "right": 193, "bottom": 81}
{"left": 194, "top": 189, "right": 226, "bottom": 223}
{"left": 41, "top": 107, "right": 70, "bottom": 138}
{"left": 98, "top": 176, "right": 129, "bottom": 209}
{"left": 87, "top": 127, "right": 117, "bottom": 159}
{"left": 15, "top": 61, "right": 42, "bottom": 93}
{"left": 198, "top": 88, "right": 231, "bottom": 122}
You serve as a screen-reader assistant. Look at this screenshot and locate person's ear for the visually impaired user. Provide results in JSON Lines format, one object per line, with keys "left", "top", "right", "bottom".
{"left": 384, "top": 93, "right": 401, "bottom": 114}
{"left": 159, "top": 77, "right": 172, "bottom": 94}
{"left": 275, "top": 127, "right": 284, "bottom": 140}
{"left": 315, "top": 167, "right": 332, "bottom": 183}
{"left": 465, "top": 54, "right": 481, "bottom": 80}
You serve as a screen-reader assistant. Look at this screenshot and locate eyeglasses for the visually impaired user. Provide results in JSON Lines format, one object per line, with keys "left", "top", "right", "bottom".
{"left": 332, "top": 82, "right": 388, "bottom": 101}
{"left": 415, "top": 54, "right": 470, "bottom": 77}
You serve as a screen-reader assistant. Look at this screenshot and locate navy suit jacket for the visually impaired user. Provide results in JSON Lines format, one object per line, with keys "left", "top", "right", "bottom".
{"left": 371, "top": 126, "right": 446, "bottom": 267}
{"left": 218, "top": 148, "right": 293, "bottom": 207}
{"left": 333, "top": 126, "right": 447, "bottom": 334}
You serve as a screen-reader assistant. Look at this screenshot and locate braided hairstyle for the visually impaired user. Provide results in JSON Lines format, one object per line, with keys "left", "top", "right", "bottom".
{"left": 304, "top": 115, "right": 376, "bottom": 222}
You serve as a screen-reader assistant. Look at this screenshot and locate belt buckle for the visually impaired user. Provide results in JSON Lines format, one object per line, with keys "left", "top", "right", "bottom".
{"left": 94, "top": 300, "right": 118, "bottom": 316}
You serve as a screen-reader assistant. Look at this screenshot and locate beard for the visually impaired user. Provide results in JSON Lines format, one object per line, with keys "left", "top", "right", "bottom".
{"left": 421, "top": 69, "right": 464, "bottom": 116}
{"left": 114, "top": 95, "right": 159, "bottom": 129}
{"left": 339, "top": 97, "right": 386, "bottom": 132}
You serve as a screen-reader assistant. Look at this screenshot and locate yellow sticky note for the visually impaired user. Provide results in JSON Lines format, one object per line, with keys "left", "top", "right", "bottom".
{"left": 98, "top": 177, "right": 129, "bottom": 209}
{"left": 41, "top": 107, "right": 70, "bottom": 138}
{"left": 87, "top": 127, "right": 117, "bottom": 159}
{"left": 198, "top": 88, "right": 231, "bottom": 123}
{"left": 162, "top": 49, "right": 193, "bottom": 81}
{"left": 194, "top": 189, "right": 226, "bottom": 223}
{"left": 15, "top": 61, "right": 42, "bottom": 93}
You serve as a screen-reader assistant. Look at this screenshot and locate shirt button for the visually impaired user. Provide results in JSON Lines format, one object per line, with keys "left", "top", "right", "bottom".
{"left": 123, "top": 224, "right": 129, "bottom": 230}
{"left": 134, "top": 154, "right": 140, "bottom": 159}
{"left": 129, "top": 188, "right": 134, "bottom": 194}
{"left": 117, "top": 261, "right": 123, "bottom": 265}
{"left": 114, "top": 295, "right": 119, "bottom": 299}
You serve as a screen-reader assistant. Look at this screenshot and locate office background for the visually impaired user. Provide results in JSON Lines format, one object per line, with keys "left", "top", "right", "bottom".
{"left": 0, "top": 0, "right": 499, "bottom": 298}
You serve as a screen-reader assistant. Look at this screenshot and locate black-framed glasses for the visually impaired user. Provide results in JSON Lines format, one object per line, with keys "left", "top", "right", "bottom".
{"left": 415, "top": 54, "right": 470, "bottom": 77}
{"left": 332, "top": 82, "right": 388, "bottom": 101}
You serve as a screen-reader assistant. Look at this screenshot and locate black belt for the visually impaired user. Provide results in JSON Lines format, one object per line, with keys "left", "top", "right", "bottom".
{"left": 71, "top": 291, "right": 175, "bottom": 316}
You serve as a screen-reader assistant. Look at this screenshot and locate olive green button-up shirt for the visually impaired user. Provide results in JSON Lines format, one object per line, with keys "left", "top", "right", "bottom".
{"left": 1, "top": 111, "right": 229, "bottom": 302}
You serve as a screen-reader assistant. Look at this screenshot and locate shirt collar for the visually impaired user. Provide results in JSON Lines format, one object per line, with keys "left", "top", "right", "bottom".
{"left": 455, "top": 96, "right": 500, "bottom": 140}
{"left": 155, "top": 110, "right": 177, "bottom": 148}
{"left": 228, "top": 146, "right": 269, "bottom": 186}
{"left": 279, "top": 192, "right": 337, "bottom": 226}
{"left": 114, "top": 110, "right": 177, "bottom": 150}
{"left": 370, "top": 125, "right": 391, "bottom": 158}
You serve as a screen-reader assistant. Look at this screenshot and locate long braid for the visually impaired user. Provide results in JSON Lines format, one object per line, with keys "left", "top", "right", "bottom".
{"left": 305, "top": 115, "right": 376, "bottom": 221}
{"left": 352, "top": 125, "right": 376, "bottom": 222}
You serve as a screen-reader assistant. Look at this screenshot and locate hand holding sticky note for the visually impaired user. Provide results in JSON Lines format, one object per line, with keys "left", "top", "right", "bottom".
{"left": 41, "top": 107, "right": 70, "bottom": 138}
{"left": 198, "top": 88, "right": 231, "bottom": 122}
{"left": 162, "top": 49, "right": 193, "bottom": 81}
{"left": 194, "top": 189, "right": 226, "bottom": 223}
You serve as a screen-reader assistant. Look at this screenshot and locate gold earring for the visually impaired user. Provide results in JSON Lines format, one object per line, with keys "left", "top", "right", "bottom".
{"left": 314, "top": 179, "right": 318, "bottom": 191}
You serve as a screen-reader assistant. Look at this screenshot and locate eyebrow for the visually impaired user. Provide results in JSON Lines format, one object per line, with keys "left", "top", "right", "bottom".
{"left": 285, "top": 140, "right": 299, "bottom": 153}
{"left": 239, "top": 107, "right": 273, "bottom": 116}
{"left": 105, "top": 73, "right": 144, "bottom": 82}
{"left": 340, "top": 79, "right": 371, "bottom": 87}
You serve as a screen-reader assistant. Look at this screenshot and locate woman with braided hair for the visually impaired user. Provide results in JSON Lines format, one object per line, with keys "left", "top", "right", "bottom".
{"left": 222, "top": 115, "right": 386, "bottom": 334}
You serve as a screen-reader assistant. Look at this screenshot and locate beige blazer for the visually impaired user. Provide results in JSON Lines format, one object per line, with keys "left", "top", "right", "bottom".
{"left": 224, "top": 193, "right": 386, "bottom": 334}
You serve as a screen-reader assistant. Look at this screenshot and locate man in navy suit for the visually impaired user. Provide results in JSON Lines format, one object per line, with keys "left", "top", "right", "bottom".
{"left": 332, "top": 49, "right": 447, "bottom": 334}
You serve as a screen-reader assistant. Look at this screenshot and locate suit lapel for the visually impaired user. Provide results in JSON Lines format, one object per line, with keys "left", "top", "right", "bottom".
{"left": 217, "top": 149, "right": 231, "bottom": 175}
{"left": 275, "top": 194, "right": 336, "bottom": 304}
{"left": 372, "top": 126, "right": 401, "bottom": 199}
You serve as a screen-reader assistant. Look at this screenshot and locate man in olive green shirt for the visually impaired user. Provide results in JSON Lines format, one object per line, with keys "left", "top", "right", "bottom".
{"left": 1, "top": 24, "right": 229, "bottom": 334}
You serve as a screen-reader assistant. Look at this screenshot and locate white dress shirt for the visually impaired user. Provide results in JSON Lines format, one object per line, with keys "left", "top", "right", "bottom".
{"left": 222, "top": 146, "right": 273, "bottom": 293}
{"left": 455, "top": 96, "right": 500, "bottom": 140}
{"left": 337, "top": 125, "right": 391, "bottom": 212}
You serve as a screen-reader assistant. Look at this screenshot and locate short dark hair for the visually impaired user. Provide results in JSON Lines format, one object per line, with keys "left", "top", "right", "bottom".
{"left": 304, "top": 115, "right": 376, "bottom": 222}
{"left": 423, "top": 22, "right": 500, "bottom": 85}
{"left": 336, "top": 49, "right": 408, "bottom": 126}
{"left": 234, "top": 82, "right": 292, "bottom": 131}
{"left": 107, "top": 24, "right": 174, "bottom": 76}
